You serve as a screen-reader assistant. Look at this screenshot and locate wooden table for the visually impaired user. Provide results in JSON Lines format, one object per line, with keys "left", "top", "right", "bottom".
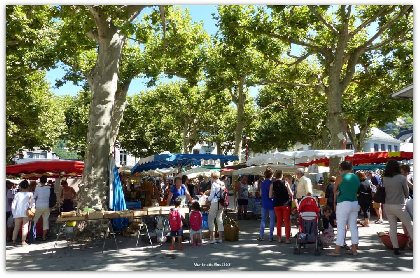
{"left": 51, "top": 207, "right": 191, "bottom": 253}
{"left": 53, "top": 214, "right": 122, "bottom": 254}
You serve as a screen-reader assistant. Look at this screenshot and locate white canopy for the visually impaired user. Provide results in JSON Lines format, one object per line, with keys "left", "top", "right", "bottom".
{"left": 233, "top": 165, "right": 298, "bottom": 176}
{"left": 246, "top": 150, "right": 354, "bottom": 166}
{"left": 181, "top": 167, "right": 215, "bottom": 179}
{"left": 140, "top": 167, "right": 178, "bottom": 177}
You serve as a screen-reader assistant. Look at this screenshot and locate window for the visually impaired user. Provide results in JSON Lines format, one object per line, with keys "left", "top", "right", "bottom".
{"left": 374, "top": 144, "right": 379, "bottom": 152}
{"left": 388, "top": 145, "right": 392, "bottom": 152}
{"left": 381, "top": 144, "right": 386, "bottom": 151}
{"left": 394, "top": 145, "right": 399, "bottom": 151}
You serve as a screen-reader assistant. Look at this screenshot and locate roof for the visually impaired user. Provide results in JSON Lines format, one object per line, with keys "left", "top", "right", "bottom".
{"left": 367, "top": 127, "right": 401, "bottom": 144}
{"left": 391, "top": 84, "right": 413, "bottom": 99}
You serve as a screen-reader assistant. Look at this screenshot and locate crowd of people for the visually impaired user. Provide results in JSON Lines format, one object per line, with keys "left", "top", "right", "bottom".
{"left": 6, "top": 159, "right": 413, "bottom": 256}
{"left": 6, "top": 175, "right": 77, "bottom": 246}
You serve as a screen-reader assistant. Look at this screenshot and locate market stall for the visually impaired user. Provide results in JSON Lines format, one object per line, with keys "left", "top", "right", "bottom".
{"left": 125, "top": 153, "right": 239, "bottom": 242}
{"left": 297, "top": 151, "right": 413, "bottom": 167}
{"left": 246, "top": 150, "right": 354, "bottom": 166}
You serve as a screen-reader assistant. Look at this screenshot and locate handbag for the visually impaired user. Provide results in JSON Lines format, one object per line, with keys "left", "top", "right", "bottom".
{"left": 26, "top": 195, "right": 36, "bottom": 218}
{"left": 26, "top": 207, "right": 36, "bottom": 218}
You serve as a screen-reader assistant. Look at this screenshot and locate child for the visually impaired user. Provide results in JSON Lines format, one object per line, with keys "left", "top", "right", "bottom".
{"left": 169, "top": 197, "right": 185, "bottom": 250}
{"left": 320, "top": 206, "right": 335, "bottom": 248}
{"left": 189, "top": 201, "right": 203, "bottom": 246}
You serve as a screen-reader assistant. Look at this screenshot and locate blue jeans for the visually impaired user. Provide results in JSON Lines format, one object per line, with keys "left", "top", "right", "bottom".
{"left": 259, "top": 208, "right": 275, "bottom": 239}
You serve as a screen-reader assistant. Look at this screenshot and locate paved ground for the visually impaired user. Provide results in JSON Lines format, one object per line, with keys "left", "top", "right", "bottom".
{"left": 5, "top": 217, "right": 413, "bottom": 271}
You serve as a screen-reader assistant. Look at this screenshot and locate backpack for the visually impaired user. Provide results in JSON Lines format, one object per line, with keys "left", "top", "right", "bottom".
{"left": 169, "top": 208, "right": 182, "bottom": 231}
{"left": 218, "top": 186, "right": 229, "bottom": 208}
{"left": 189, "top": 210, "right": 202, "bottom": 231}
{"left": 49, "top": 186, "right": 57, "bottom": 208}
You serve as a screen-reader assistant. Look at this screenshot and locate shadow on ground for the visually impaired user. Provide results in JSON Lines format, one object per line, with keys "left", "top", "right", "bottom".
{"left": 5, "top": 220, "right": 413, "bottom": 271}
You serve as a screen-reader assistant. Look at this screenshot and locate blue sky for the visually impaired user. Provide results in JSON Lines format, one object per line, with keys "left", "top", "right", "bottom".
{"left": 46, "top": 5, "right": 220, "bottom": 97}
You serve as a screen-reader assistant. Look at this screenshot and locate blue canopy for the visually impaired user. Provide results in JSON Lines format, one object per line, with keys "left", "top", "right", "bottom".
{"left": 131, "top": 153, "right": 239, "bottom": 175}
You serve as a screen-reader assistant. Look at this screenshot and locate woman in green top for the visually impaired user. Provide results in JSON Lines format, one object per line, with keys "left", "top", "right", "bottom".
{"left": 328, "top": 161, "right": 360, "bottom": 256}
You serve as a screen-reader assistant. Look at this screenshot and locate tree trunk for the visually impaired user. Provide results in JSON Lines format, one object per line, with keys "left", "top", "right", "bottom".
{"left": 357, "top": 125, "right": 370, "bottom": 152}
{"left": 347, "top": 123, "right": 370, "bottom": 152}
{"left": 326, "top": 82, "right": 346, "bottom": 176}
{"left": 78, "top": 20, "right": 125, "bottom": 210}
{"left": 110, "top": 81, "right": 131, "bottom": 148}
{"left": 216, "top": 141, "right": 222, "bottom": 155}
{"left": 233, "top": 77, "right": 246, "bottom": 162}
{"left": 182, "top": 123, "right": 189, "bottom": 153}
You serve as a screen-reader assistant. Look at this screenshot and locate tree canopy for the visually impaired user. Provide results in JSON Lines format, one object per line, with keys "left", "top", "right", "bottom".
{"left": 5, "top": 5, "right": 413, "bottom": 208}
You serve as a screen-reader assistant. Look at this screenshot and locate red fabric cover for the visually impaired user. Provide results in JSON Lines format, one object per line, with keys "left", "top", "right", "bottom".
{"left": 6, "top": 160, "right": 84, "bottom": 177}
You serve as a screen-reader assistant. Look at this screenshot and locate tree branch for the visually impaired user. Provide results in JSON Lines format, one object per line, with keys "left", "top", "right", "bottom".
{"left": 159, "top": 6, "right": 166, "bottom": 42}
{"left": 349, "top": 6, "right": 394, "bottom": 38}
{"left": 86, "top": 30, "right": 99, "bottom": 42}
{"left": 359, "top": 5, "right": 412, "bottom": 51}
{"left": 366, "top": 35, "right": 408, "bottom": 51}
{"left": 87, "top": 6, "right": 106, "bottom": 27}
{"left": 125, "top": 5, "right": 147, "bottom": 22}
{"left": 346, "top": 5, "right": 352, "bottom": 19}
{"left": 260, "top": 79, "right": 318, "bottom": 88}
{"left": 309, "top": 6, "right": 338, "bottom": 34}
{"left": 286, "top": 51, "right": 312, "bottom": 65}
{"left": 341, "top": 5, "right": 412, "bottom": 89}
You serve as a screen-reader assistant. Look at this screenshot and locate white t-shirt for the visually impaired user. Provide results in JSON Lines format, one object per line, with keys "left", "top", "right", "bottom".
{"left": 208, "top": 180, "right": 224, "bottom": 204}
{"left": 11, "top": 192, "right": 34, "bottom": 218}
{"left": 34, "top": 185, "right": 51, "bottom": 209}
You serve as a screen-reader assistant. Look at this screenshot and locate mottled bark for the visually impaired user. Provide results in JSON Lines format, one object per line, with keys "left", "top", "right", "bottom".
{"left": 182, "top": 122, "right": 189, "bottom": 153}
{"left": 78, "top": 6, "right": 144, "bottom": 210}
{"left": 233, "top": 77, "right": 246, "bottom": 162}
{"left": 110, "top": 81, "right": 131, "bottom": 149}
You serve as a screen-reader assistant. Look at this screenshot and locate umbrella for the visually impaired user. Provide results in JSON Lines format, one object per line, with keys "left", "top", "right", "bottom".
{"left": 131, "top": 153, "right": 238, "bottom": 175}
{"left": 233, "top": 165, "right": 298, "bottom": 176}
{"left": 182, "top": 166, "right": 219, "bottom": 179}
{"left": 6, "top": 160, "right": 84, "bottom": 177}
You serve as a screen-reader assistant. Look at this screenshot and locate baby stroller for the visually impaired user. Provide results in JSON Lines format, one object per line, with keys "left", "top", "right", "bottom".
{"left": 294, "top": 196, "right": 322, "bottom": 255}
